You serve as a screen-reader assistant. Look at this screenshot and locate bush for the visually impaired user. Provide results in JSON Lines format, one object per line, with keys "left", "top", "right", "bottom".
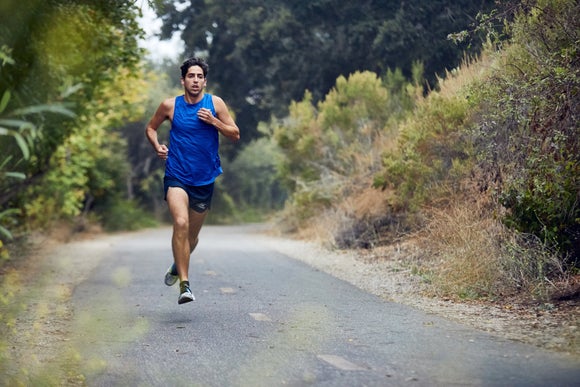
{"left": 470, "top": 0, "right": 580, "bottom": 259}
{"left": 273, "top": 71, "right": 410, "bottom": 227}
{"left": 99, "top": 198, "right": 157, "bottom": 232}
{"left": 222, "top": 134, "right": 287, "bottom": 217}
{"left": 377, "top": 93, "right": 473, "bottom": 211}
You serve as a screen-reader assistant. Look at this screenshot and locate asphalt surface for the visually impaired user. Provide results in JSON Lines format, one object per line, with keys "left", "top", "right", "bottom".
{"left": 69, "top": 225, "right": 580, "bottom": 386}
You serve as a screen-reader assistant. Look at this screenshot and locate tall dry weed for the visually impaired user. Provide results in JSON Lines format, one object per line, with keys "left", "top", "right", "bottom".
{"left": 422, "top": 198, "right": 507, "bottom": 299}
{"left": 422, "top": 194, "right": 570, "bottom": 301}
{"left": 500, "top": 231, "right": 572, "bottom": 301}
{"left": 435, "top": 51, "right": 493, "bottom": 100}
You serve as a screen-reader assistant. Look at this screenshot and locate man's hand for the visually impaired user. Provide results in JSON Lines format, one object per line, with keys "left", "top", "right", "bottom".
{"left": 157, "top": 144, "right": 169, "bottom": 160}
{"left": 197, "top": 108, "right": 214, "bottom": 125}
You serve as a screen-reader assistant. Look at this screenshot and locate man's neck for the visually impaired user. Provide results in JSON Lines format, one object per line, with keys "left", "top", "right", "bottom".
{"left": 184, "top": 91, "right": 204, "bottom": 104}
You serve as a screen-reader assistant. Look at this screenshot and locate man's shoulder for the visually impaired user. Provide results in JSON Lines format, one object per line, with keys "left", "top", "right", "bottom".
{"left": 209, "top": 94, "right": 225, "bottom": 109}
{"left": 161, "top": 96, "right": 179, "bottom": 108}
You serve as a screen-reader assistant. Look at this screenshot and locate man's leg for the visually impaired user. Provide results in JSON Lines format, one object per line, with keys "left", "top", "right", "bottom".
{"left": 176, "top": 209, "right": 206, "bottom": 304}
{"left": 187, "top": 208, "right": 207, "bottom": 259}
{"left": 166, "top": 187, "right": 191, "bottom": 283}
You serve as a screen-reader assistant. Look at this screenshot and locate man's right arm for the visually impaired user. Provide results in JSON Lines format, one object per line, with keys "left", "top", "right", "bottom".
{"left": 145, "top": 98, "right": 174, "bottom": 160}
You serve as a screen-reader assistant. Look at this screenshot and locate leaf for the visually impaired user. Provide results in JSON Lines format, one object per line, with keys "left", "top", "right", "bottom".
{"left": 0, "top": 225, "right": 13, "bottom": 240}
{"left": 61, "top": 83, "right": 84, "bottom": 98}
{"left": 11, "top": 132, "right": 29, "bottom": 159}
{"left": 0, "top": 208, "right": 20, "bottom": 240}
{"left": 0, "top": 90, "right": 10, "bottom": 114}
{"left": 0, "top": 155, "right": 12, "bottom": 169}
{"left": 0, "top": 208, "right": 20, "bottom": 218}
{"left": 11, "top": 104, "right": 75, "bottom": 118}
{"left": 4, "top": 172, "right": 26, "bottom": 180}
{"left": 0, "top": 126, "right": 30, "bottom": 159}
{"left": 0, "top": 119, "right": 33, "bottom": 129}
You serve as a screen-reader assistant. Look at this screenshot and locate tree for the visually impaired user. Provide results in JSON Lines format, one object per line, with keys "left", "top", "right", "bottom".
{"left": 0, "top": 48, "right": 75, "bottom": 239}
{"left": 155, "top": 0, "right": 494, "bottom": 142}
{"left": 0, "top": 0, "right": 146, "bottom": 236}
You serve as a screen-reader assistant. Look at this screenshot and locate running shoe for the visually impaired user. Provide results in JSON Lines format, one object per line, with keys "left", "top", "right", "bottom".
{"left": 164, "top": 263, "right": 178, "bottom": 286}
{"left": 178, "top": 281, "right": 195, "bottom": 304}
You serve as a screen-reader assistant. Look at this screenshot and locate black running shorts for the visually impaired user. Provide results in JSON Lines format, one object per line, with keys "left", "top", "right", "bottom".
{"left": 163, "top": 177, "right": 214, "bottom": 213}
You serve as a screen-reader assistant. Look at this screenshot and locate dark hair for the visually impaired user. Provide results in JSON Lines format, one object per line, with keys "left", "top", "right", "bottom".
{"left": 180, "top": 57, "right": 209, "bottom": 78}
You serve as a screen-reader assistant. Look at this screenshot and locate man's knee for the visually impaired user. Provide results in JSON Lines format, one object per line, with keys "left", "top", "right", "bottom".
{"left": 174, "top": 216, "right": 189, "bottom": 231}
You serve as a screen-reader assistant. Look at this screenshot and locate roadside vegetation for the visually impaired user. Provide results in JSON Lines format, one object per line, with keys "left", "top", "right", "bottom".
{"left": 271, "top": 0, "right": 579, "bottom": 302}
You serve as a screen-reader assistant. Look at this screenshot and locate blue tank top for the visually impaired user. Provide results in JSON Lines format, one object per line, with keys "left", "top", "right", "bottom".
{"left": 165, "top": 94, "right": 222, "bottom": 185}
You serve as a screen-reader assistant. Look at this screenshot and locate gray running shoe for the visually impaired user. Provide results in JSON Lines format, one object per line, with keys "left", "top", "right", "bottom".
{"left": 178, "top": 281, "right": 195, "bottom": 304}
{"left": 164, "top": 263, "right": 178, "bottom": 286}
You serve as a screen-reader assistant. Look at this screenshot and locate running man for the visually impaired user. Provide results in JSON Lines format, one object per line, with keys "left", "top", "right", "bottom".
{"left": 145, "top": 57, "right": 240, "bottom": 304}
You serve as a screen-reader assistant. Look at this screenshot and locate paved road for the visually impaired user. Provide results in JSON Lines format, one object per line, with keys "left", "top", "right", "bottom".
{"left": 69, "top": 225, "right": 580, "bottom": 386}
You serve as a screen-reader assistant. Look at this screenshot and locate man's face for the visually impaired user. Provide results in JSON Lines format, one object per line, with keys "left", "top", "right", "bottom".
{"left": 181, "top": 65, "right": 206, "bottom": 94}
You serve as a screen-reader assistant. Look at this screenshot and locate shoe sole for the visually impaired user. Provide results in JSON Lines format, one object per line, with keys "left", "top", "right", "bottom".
{"left": 164, "top": 263, "right": 178, "bottom": 286}
{"left": 164, "top": 273, "right": 178, "bottom": 286}
{"left": 178, "top": 294, "right": 195, "bottom": 304}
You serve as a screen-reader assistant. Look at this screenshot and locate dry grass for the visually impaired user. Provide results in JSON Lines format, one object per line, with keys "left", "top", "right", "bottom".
{"left": 326, "top": 186, "right": 393, "bottom": 248}
{"left": 285, "top": 189, "right": 379, "bottom": 247}
{"left": 420, "top": 197, "right": 508, "bottom": 299}
{"left": 499, "top": 231, "right": 576, "bottom": 301}
{"left": 276, "top": 124, "right": 399, "bottom": 247}
{"left": 290, "top": 182, "right": 415, "bottom": 251}
{"left": 435, "top": 51, "right": 494, "bottom": 99}
{"left": 283, "top": 179, "right": 577, "bottom": 303}
{"left": 347, "top": 186, "right": 391, "bottom": 217}
{"left": 418, "top": 192, "right": 575, "bottom": 302}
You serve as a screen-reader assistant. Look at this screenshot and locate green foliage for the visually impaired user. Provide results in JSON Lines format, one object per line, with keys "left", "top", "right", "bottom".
{"left": 207, "top": 187, "right": 241, "bottom": 225}
{"left": 0, "top": 49, "right": 77, "bottom": 241}
{"left": 275, "top": 71, "right": 396, "bottom": 185}
{"left": 0, "top": 89, "right": 75, "bottom": 169}
{"left": 273, "top": 70, "right": 418, "bottom": 224}
{"left": 99, "top": 198, "right": 158, "bottom": 232}
{"left": 0, "top": 1, "right": 147, "bottom": 238}
{"left": 0, "top": 1, "right": 143, "bottom": 157}
{"left": 272, "top": 90, "right": 320, "bottom": 189}
{"left": 155, "top": 0, "right": 495, "bottom": 147}
{"left": 383, "top": 63, "right": 423, "bottom": 118}
{"left": 469, "top": 0, "right": 580, "bottom": 257}
{"left": 317, "top": 72, "right": 391, "bottom": 175}
{"left": 373, "top": 0, "right": 580, "bottom": 299}
{"left": 268, "top": 66, "right": 425, "bottom": 227}
{"left": 23, "top": 66, "right": 150, "bottom": 227}
{"left": 223, "top": 132, "right": 287, "bottom": 217}
{"left": 377, "top": 94, "right": 472, "bottom": 211}
{"left": 0, "top": 208, "right": 19, "bottom": 241}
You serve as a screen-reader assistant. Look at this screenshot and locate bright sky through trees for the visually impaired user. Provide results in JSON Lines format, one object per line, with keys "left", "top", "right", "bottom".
{"left": 138, "top": 2, "right": 184, "bottom": 63}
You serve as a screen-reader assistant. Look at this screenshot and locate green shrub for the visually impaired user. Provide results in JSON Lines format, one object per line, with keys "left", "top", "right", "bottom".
{"left": 377, "top": 94, "right": 473, "bottom": 211}
{"left": 273, "top": 71, "right": 414, "bottom": 225}
{"left": 99, "top": 198, "right": 157, "bottom": 232}
{"left": 223, "top": 134, "right": 287, "bottom": 216}
{"left": 470, "top": 0, "right": 580, "bottom": 259}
